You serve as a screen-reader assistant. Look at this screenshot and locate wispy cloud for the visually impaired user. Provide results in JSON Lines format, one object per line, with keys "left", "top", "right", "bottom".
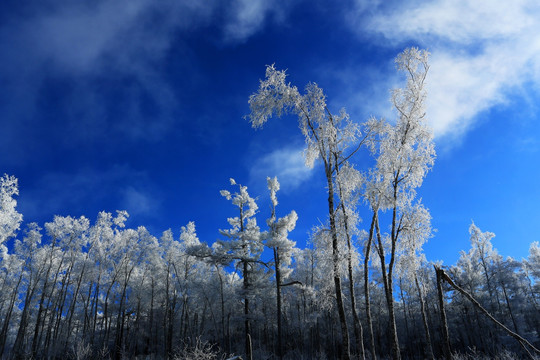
{"left": 1, "top": 0, "right": 292, "bottom": 78}
{"left": 320, "top": 62, "right": 399, "bottom": 124}
{"left": 2, "top": 1, "right": 215, "bottom": 77}
{"left": 249, "top": 146, "right": 314, "bottom": 192}
{"left": 223, "top": 0, "right": 295, "bottom": 43}
{"left": 348, "top": 0, "right": 540, "bottom": 140}
{"left": 0, "top": 0, "right": 296, "bottom": 160}
{"left": 121, "top": 186, "right": 159, "bottom": 217}
{"left": 17, "top": 165, "right": 159, "bottom": 222}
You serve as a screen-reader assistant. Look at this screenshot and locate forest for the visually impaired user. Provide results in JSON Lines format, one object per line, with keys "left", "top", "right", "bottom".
{"left": 0, "top": 48, "right": 539, "bottom": 360}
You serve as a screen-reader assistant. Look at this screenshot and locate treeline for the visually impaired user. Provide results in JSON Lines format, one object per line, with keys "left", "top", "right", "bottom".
{"left": 0, "top": 47, "right": 539, "bottom": 359}
{"left": 0, "top": 196, "right": 539, "bottom": 359}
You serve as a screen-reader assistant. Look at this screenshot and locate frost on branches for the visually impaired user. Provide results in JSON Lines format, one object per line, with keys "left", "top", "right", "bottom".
{"left": 0, "top": 174, "right": 23, "bottom": 255}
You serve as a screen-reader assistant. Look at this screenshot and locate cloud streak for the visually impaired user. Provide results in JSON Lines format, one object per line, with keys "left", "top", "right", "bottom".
{"left": 0, "top": 0, "right": 295, "bottom": 160}
{"left": 121, "top": 186, "right": 159, "bottom": 217}
{"left": 349, "top": 0, "right": 540, "bottom": 140}
{"left": 17, "top": 165, "right": 159, "bottom": 222}
{"left": 223, "top": 0, "right": 295, "bottom": 43}
{"left": 249, "top": 146, "right": 314, "bottom": 192}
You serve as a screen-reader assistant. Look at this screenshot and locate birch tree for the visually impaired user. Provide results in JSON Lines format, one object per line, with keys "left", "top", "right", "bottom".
{"left": 367, "top": 48, "right": 435, "bottom": 360}
{"left": 335, "top": 163, "right": 366, "bottom": 359}
{"left": 247, "top": 64, "right": 373, "bottom": 360}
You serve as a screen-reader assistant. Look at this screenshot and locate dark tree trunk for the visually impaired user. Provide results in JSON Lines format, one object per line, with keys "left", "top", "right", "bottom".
{"left": 327, "top": 177, "right": 351, "bottom": 360}
{"left": 415, "top": 275, "right": 434, "bottom": 360}
{"left": 435, "top": 266, "right": 452, "bottom": 360}
{"left": 365, "top": 211, "right": 378, "bottom": 360}
{"left": 274, "top": 247, "right": 284, "bottom": 360}
{"left": 375, "top": 215, "right": 400, "bottom": 360}
{"left": 0, "top": 272, "right": 23, "bottom": 357}
{"left": 243, "top": 259, "right": 252, "bottom": 360}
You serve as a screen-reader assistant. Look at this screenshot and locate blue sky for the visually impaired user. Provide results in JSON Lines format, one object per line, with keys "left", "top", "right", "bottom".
{"left": 1, "top": 0, "right": 539, "bottom": 265}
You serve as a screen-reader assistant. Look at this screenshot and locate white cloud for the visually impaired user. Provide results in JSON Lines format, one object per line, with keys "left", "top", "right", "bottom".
{"left": 8, "top": 0, "right": 216, "bottom": 76}
{"left": 349, "top": 0, "right": 540, "bottom": 139}
{"left": 318, "top": 62, "right": 399, "bottom": 124}
{"left": 0, "top": 0, "right": 296, "bottom": 157}
{"left": 17, "top": 166, "right": 156, "bottom": 220}
{"left": 121, "top": 186, "right": 157, "bottom": 217}
{"left": 3, "top": 0, "right": 292, "bottom": 76}
{"left": 223, "top": 0, "right": 295, "bottom": 43}
{"left": 249, "top": 146, "right": 314, "bottom": 192}
{"left": 224, "top": 0, "right": 272, "bottom": 42}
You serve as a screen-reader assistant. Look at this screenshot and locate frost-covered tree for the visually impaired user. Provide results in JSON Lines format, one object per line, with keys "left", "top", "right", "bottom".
{"left": 43, "top": 215, "right": 90, "bottom": 357}
{"left": 0, "top": 174, "right": 23, "bottom": 254}
{"left": 31, "top": 215, "right": 88, "bottom": 358}
{"left": 12, "top": 223, "right": 46, "bottom": 358}
{"left": 247, "top": 63, "right": 375, "bottom": 360}
{"left": 396, "top": 252, "right": 434, "bottom": 360}
{"left": 218, "top": 179, "right": 264, "bottom": 360}
{"left": 451, "top": 222, "right": 535, "bottom": 354}
{"left": 335, "top": 163, "right": 366, "bottom": 359}
{"left": 264, "top": 176, "right": 298, "bottom": 360}
{"left": 0, "top": 223, "right": 41, "bottom": 357}
{"left": 366, "top": 48, "right": 435, "bottom": 360}
{"left": 524, "top": 242, "right": 540, "bottom": 336}
{"left": 468, "top": 222, "right": 500, "bottom": 310}
{"left": 85, "top": 210, "right": 127, "bottom": 348}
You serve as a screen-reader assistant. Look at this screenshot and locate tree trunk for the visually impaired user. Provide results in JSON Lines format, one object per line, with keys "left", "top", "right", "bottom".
{"left": 415, "top": 275, "right": 434, "bottom": 360}
{"left": 375, "top": 215, "right": 400, "bottom": 360}
{"left": 365, "top": 211, "right": 378, "bottom": 360}
{"left": 399, "top": 278, "right": 410, "bottom": 352}
{"left": 348, "top": 257, "right": 365, "bottom": 360}
{"left": 0, "top": 272, "right": 23, "bottom": 357}
{"left": 326, "top": 171, "right": 351, "bottom": 360}
{"left": 13, "top": 276, "right": 39, "bottom": 358}
{"left": 243, "top": 259, "right": 252, "bottom": 360}
{"left": 274, "top": 247, "right": 284, "bottom": 360}
{"left": 501, "top": 282, "right": 520, "bottom": 334}
{"left": 31, "top": 255, "right": 55, "bottom": 358}
{"left": 64, "top": 262, "right": 87, "bottom": 352}
{"left": 216, "top": 265, "right": 228, "bottom": 353}
{"left": 90, "top": 270, "right": 101, "bottom": 347}
{"left": 435, "top": 266, "right": 452, "bottom": 360}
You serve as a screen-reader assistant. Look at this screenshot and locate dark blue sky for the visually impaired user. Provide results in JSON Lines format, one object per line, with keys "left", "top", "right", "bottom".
{"left": 1, "top": 0, "right": 539, "bottom": 265}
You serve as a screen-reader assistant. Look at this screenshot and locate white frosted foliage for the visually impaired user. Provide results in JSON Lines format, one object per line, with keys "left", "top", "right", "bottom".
{"left": 218, "top": 180, "right": 262, "bottom": 263}
{"left": 0, "top": 174, "right": 23, "bottom": 248}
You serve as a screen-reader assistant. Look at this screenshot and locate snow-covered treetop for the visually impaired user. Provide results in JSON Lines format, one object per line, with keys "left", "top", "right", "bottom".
{"left": 469, "top": 221, "right": 497, "bottom": 260}
{"left": 526, "top": 241, "right": 540, "bottom": 279}
{"left": 267, "top": 176, "right": 280, "bottom": 208}
{"left": 247, "top": 65, "right": 362, "bottom": 170}
{"left": 180, "top": 221, "right": 201, "bottom": 248}
{"left": 218, "top": 179, "right": 262, "bottom": 261}
{"left": 247, "top": 64, "right": 299, "bottom": 129}
{"left": 0, "top": 174, "right": 23, "bottom": 248}
{"left": 44, "top": 215, "right": 90, "bottom": 243}
{"left": 374, "top": 48, "right": 435, "bottom": 207}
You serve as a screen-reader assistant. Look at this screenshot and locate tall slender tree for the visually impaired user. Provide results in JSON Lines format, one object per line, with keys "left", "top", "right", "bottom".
{"left": 264, "top": 176, "right": 298, "bottom": 360}
{"left": 247, "top": 65, "right": 374, "bottom": 360}
{"left": 335, "top": 163, "right": 366, "bottom": 359}
{"left": 367, "top": 48, "right": 435, "bottom": 360}
{"left": 218, "top": 179, "right": 264, "bottom": 360}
